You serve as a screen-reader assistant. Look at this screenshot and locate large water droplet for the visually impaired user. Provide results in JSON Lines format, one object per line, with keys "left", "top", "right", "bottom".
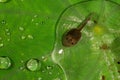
{"left": 0, "top": 56, "right": 12, "bottom": 69}
{"left": 26, "top": 58, "right": 41, "bottom": 71}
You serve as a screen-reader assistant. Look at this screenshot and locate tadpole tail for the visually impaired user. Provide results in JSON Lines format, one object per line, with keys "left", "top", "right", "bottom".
{"left": 77, "top": 13, "right": 94, "bottom": 31}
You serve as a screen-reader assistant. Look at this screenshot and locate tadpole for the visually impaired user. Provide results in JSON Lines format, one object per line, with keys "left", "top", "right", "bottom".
{"left": 62, "top": 13, "right": 93, "bottom": 47}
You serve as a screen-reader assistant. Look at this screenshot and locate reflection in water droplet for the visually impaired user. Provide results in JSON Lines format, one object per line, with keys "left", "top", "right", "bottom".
{"left": 28, "top": 34, "right": 34, "bottom": 39}
{"left": 26, "top": 58, "right": 41, "bottom": 71}
{"left": 19, "top": 27, "right": 24, "bottom": 31}
{"left": 0, "top": 43, "right": 4, "bottom": 47}
{"left": 0, "top": 56, "right": 11, "bottom": 69}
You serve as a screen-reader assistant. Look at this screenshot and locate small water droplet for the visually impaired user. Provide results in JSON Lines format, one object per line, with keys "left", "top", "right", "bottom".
{"left": 19, "top": 66, "right": 24, "bottom": 70}
{"left": 34, "top": 15, "right": 38, "bottom": 18}
{"left": 0, "top": 43, "right": 4, "bottom": 47}
{"left": 1, "top": 20, "right": 6, "bottom": 24}
{"left": 54, "top": 78, "right": 61, "bottom": 80}
{"left": 46, "top": 66, "right": 52, "bottom": 70}
{"left": 28, "top": 35, "right": 33, "bottom": 39}
{"left": 0, "top": 56, "right": 12, "bottom": 69}
{"left": 41, "top": 70, "right": 45, "bottom": 73}
{"left": 6, "top": 32, "right": 10, "bottom": 36}
{"left": 19, "top": 27, "right": 24, "bottom": 31}
{"left": 7, "top": 38, "right": 10, "bottom": 41}
{"left": 38, "top": 77, "right": 42, "bottom": 80}
{"left": 5, "top": 28, "right": 9, "bottom": 32}
{"left": 26, "top": 58, "right": 41, "bottom": 71}
{"left": 48, "top": 72, "right": 52, "bottom": 75}
{"left": 36, "top": 23, "right": 39, "bottom": 26}
{"left": 21, "top": 35, "right": 26, "bottom": 40}
{"left": 31, "top": 19, "right": 34, "bottom": 22}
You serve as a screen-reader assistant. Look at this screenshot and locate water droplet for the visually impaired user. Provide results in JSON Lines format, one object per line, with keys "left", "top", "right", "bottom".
{"left": 1, "top": 20, "right": 6, "bottom": 24}
{"left": 54, "top": 78, "right": 61, "bottom": 80}
{"left": 46, "top": 66, "right": 52, "bottom": 70}
{"left": 0, "top": 56, "right": 12, "bottom": 69}
{"left": 19, "top": 27, "right": 24, "bottom": 31}
{"left": 35, "top": 23, "right": 39, "bottom": 26}
{"left": 34, "top": 15, "right": 38, "bottom": 18}
{"left": 38, "top": 77, "right": 42, "bottom": 80}
{"left": 41, "top": 70, "right": 45, "bottom": 73}
{"left": 21, "top": 35, "right": 26, "bottom": 40}
{"left": 0, "top": 43, "right": 4, "bottom": 47}
{"left": 28, "top": 35, "right": 33, "bottom": 39}
{"left": 48, "top": 72, "right": 52, "bottom": 75}
{"left": 6, "top": 32, "right": 10, "bottom": 36}
{"left": 19, "top": 66, "right": 24, "bottom": 70}
{"left": 31, "top": 19, "right": 34, "bottom": 22}
{"left": 5, "top": 28, "right": 9, "bottom": 32}
{"left": 7, "top": 38, "right": 10, "bottom": 41}
{"left": 26, "top": 58, "right": 41, "bottom": 71}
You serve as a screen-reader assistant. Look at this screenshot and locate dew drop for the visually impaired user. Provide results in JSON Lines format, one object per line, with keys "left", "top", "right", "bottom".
{"left": 38, "top": 77, "right": 42, "bottom": 80}
{"left": 0, "top": 56, "right": 12, "bottom": 69}
{"left": 28, "top": 34, "right": 34, "bottom": 39}
{"left": 1, "top": 20, "right": 6, "bottom": 24}
{"left": 0, "top": 43, "right": 4, "bottom": 47}
{"left": 26, "top": 58, "right": 41, "bottom": 71}
{"left": 35, "top": 23, "right": 39, "bottom": 26}
{"left": 7, "top": 38, "right": 10, "bottom": 41}
{"left": 46, "top": 66, "right": 52, "bottom": 70}
{"left": 19, "top": 27, "right": 24, "bottom": 31}
{"left": 21, "top": 35, "right": 26, "bottom": 40}
{"left": 5, "top": 28, "right": 9, "bottom": 32}
{"left": 6, "top": 32, "right": 10, "bottom": 36}
{"left": 34, "top": 14, "right": 38, "bottom": 18}
{"left": 31, "top": 19, "right": 34, "bottom": 22}
{"left": 48, "top": 72, "right": 52, "bottom": 75}
{"left": 54, "top": 78, "right": 61, "bottom": 80}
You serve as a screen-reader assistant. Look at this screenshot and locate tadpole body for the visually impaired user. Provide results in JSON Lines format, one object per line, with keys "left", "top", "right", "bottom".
{"left": 62, "top": 13, "right": 93, "bottom": 47}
